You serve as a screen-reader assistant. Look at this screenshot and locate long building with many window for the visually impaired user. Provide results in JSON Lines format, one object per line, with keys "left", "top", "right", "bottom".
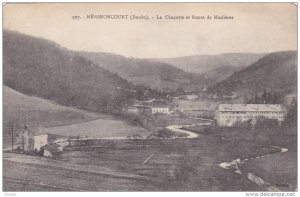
{"left": 216, "top": 104, "right": 286, "bottom": 127}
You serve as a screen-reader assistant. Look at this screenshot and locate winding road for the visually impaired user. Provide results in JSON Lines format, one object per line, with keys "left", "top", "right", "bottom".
{"left": 166, "top": 121, "right": 212, "bottom": 139}
{"left": 166, "top": 125, "right": 199, "bottom": 138}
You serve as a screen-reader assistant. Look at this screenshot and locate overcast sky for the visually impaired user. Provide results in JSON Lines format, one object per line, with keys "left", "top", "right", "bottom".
{"left": 3, "top": 3, "right": 297, "bottom": 58}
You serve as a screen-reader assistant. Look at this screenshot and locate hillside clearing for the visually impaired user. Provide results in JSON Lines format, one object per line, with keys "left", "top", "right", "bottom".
{"left": 3, "top": 86, "right": 100, "bottom": 127}
{"left": 3, "top": 86, "right": 149, "bottom": 146}
{"left": 45, "top": 118, "right": 150, "bottom": 139}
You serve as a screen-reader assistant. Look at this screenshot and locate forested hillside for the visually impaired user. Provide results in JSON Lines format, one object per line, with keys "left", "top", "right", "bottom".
{"left": 210, "top": 51, "right": 297, "bottom": 96}
{"left": 158, "top": 53, "right": 264, "bottom": 74}
{"left": 78, "top": 52, "right": 206, "bottom": 90}
{"left": 4, "top": 30, "right": 135, "bottom": 113}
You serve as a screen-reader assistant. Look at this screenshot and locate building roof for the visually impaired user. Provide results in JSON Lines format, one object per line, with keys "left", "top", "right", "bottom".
{"left": 218, "top": 104, "right": 286, "bottom": 112}
{"left": 151, "top": 100, "right": 168, "bottom": 108}
{"left": 131, "top": 104, "right": 150, "bottom": 109}
{"left": 137, "top": 99, "right": 168, "bottom": 108}
{"left": 23, "top": 124, "right": 46, "bottom": 136}
{"left": 41, "top": 143, "right": 61, "bottom": 153}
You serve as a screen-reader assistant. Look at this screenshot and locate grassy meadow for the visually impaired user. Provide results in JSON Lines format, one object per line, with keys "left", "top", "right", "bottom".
{"left": 3, "top": 86, "right": 148, "bottom": 147}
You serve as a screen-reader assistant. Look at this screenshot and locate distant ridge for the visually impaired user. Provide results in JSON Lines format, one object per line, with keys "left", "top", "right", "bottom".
{"left": 78, "top": 51, "right": 206, "bottom": 90}
{"left": 210, "top": 50, "right": 297, "bottom": 95}
{"left": 157, "top": 53, "right": 265, "bottom": 74}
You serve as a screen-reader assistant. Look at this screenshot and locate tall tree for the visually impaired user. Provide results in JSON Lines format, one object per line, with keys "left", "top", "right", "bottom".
{"left": 243, "top": 95, "right": 249, "bottom": 104}
{"left": 261, "top": 90, "right": 267, "bottom": 104}
{"left": 284, "top": 97, "right": 297, "bottom": 127}
{"left": 7, "top": 119, "right": 20, "bottom": 151}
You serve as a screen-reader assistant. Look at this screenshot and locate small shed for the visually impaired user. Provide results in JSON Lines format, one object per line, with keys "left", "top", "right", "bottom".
{"left": 41, "top": 143, "right": 63, "bottom": 158}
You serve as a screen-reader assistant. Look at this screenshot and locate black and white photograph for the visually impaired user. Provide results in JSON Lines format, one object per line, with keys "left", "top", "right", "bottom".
{"left": 2, "top": 2, "right": 298, "bottom": 193}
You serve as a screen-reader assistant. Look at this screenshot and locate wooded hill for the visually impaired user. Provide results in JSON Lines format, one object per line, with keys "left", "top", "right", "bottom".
{"left": 78, "top": 52, "right": 207, "bottom": 90}
{"left": 210, "top": 51, "right": 297, "bottom": 96}
{"left": 3, "top": 30, "right": 135, "bottom": 113}
{"left": 158, "top": 53, "right": 264, "bottom": 74}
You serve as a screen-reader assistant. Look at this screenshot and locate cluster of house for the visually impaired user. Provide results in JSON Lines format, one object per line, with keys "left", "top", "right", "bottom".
{"left": 18, "top": 124, "right": 63, "bottom": 158}
{"left": 216, "top": 104, "right": 286, "bottom": 127}
{"left": 172, "top": 91, "right": 238, "bottom": 101}
{"left": 15, "top": 103, "right": 286, "bottom": 157}
{"left": 128, "top": 99, "right": 171, "bottom": 115}
{"left": 127, "top": 99, "right": 287, "bottom": 127}
{"left": 176, "top": 94, "right": 199, "bottom": 101}
{"left": 127, "top": 99, "right": 185, "bottom": 116}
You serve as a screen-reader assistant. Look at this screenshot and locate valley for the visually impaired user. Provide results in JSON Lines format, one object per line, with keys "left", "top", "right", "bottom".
{"left": 2, "top": 30, "right": 297, "bottom": 192}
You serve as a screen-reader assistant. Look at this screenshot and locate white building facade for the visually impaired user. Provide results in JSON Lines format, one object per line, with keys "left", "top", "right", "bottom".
{"left": 150, "top": 100, "right": 169, "bottom": 114}
{"left": 216, "top": 104, "right": 286, "bottom": 127}
{"left": 185, "top": 94, "right": 198, "bottom": 100}
{"left": 34, "top": 134, "right": 48, "bottom": 151}
{"left": 135, "top": 99, "right": 169, "bottom": 115}
{"left": 151, "top": 106, "right": 169, "bottom": 114}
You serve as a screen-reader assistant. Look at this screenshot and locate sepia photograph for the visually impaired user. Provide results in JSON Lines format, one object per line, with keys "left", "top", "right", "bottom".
{"left": 2, "top": 2, "right": 298, "bottom": 193}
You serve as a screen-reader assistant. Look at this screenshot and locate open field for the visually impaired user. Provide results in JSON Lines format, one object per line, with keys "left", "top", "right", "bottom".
{"left": 4, "top": 132, "right": 291, "bottom": 191}
{"left": 151, "top": 114, "right": 207, "bottom": 127}
{"left": 3, "top": 86, "right": 149, "bottom": 147}
{"left": 182, "top": 124, "right": 298, "bottom": 191}
{"left": 3, "top": 86, "right": 95, "bottom": 147}
{"left": 3, "top": 86, "right": 100, "bottom": 127}
{"left": 45, "top": 118, "right": 150, "bottom": 139}
{"left": 3, "top": 152, "right": 154, "bottom": 191}
{"left": 240, "top": 151, "right": 297, "bottom": 191}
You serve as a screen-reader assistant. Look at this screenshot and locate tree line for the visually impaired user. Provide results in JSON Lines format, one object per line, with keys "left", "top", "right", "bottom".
{"left": 243, "top": 90, "right": 284, "bottom": 104}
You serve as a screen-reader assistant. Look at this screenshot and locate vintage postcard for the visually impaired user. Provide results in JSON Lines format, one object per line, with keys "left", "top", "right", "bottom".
{"left": 2, "top": 3, "right": 297, "bottom": 192}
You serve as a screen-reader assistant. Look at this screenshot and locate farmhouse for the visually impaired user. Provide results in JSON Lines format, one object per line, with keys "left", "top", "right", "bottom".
{"left": 127, "top": 104, "right": 149, "bottom": 114}
{"left": 176, "top": 92, "right": 198, "bottom": 100}
{"left": 222, "top": 92, "right": 237, "bottom": 99}
{"left": 130, "top": 99, "right": 170, "bottom": 115}
{"left": 149, "top": 99, "right": 169, "bottom": 114}
{"left": 185, "top": 94, "right": 198, "bottom": 100}
{"left": 20, "top": 124, "right": 48, "bottom": 152}
{"left": 216, "top": 104, "right": 286, "bottom": 127}
{"left": 127, "top": 106, "right": 140, "bottom": 114}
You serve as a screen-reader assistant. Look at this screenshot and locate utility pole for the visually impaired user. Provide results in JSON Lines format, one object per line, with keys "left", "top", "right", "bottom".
{"left": 36, "top": 107, "right": 39, "bottom": 123}
{"left": 11, "top": 121, "right": 15, "bottom": 151}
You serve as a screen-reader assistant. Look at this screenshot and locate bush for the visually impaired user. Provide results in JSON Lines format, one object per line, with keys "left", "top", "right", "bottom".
{"left": 232, "top": 119, "right": 252, "bottom": 128}
{"left": 255, "top": 118, "right": 279, "bottom": 130}
{"left": 39, "top": 148, "right": 44, "bottom": 156}
{"left": 157, "top": 129, "right": 175, "bottom": 139}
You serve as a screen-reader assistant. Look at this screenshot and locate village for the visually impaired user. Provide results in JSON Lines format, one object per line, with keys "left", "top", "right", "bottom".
{"left": 8, "top": 90, "right": 290, "bottom": 159}
{"left": 2, "top": 3, "right": 297, "bottom": 191}
{"left": 3, "top": 87, "right": 297, "bottom": 191}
